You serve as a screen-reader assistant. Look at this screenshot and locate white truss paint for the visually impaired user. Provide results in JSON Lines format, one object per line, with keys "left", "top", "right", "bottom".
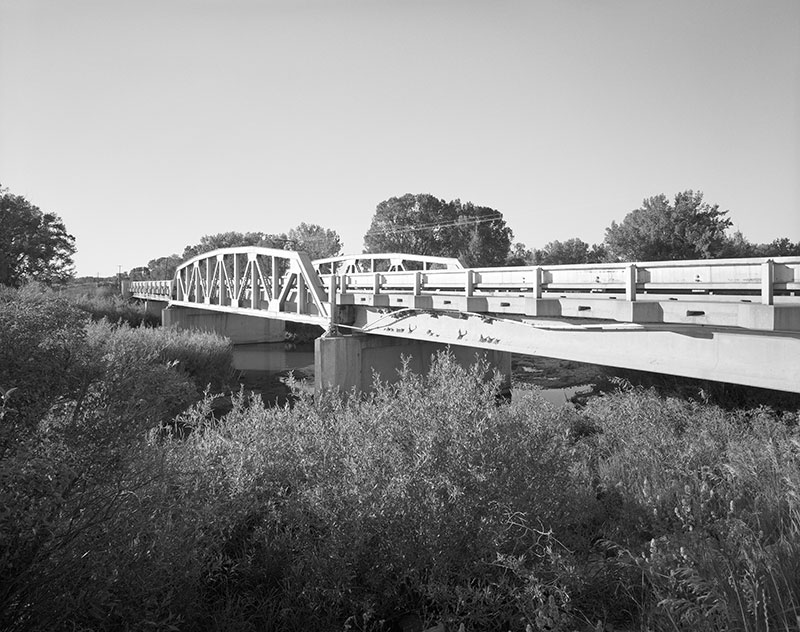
{"left": 313, "top": 253, "right": 463, "bottom": 275}
{"left": 169, "top": 247, "right": 330, "bottom": 324}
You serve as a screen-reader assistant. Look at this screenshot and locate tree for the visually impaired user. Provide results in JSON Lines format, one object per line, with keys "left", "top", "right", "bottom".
{"left": 286, "top": 223, "right": 341, "bottom": 260}
{"left": 128, "top": 266, "right": 150, "bottom": 281}
{"left": 718, "top": 230, "right": 756, "bottom": 258}
{"left": 181, "top": 231, "right": 268, "bottom": 260}
{"left": 754, "top": 237, "right": 800, "bottom": 257}
{"left": 534, "top": 238, "right": 592, "bottom": 265}
{"left": 506, "top": 242, "right": 534, "bottom": 266}
{"left": 146, "top": 255, "right": 182, "bottom": 279}
{"left": 604, "top": 190, "right": 732, "bottom": 262}
{"left": 363, "top": 194, "right": 512, "bottom": 267}
{"left": 181, "top": 225, "right": 342, "bottom": 262}
{"left": 0, "top": 186, "right": 76, "bottom": 287}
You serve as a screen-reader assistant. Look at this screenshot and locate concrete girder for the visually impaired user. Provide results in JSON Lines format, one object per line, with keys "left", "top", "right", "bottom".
{"left": 349, "top": 308, "right": 800, "bottom": 393}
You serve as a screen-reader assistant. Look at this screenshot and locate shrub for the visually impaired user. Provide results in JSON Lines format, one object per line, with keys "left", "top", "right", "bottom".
{"left": 0, "top": 284, "right": 89, "bottom": 430}
{"left": 162, "top": 353, "right": 580, "bottom": 630}
{"left": 0, "top": 288, "right": 235, "bottom": 630}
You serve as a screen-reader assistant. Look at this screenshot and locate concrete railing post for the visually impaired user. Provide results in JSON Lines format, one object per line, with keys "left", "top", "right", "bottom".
{"left": 625, "top": 263, "right": 637, "bottom": 302}
{"left": 413, "top": 271, "right": 421, "bottom": 295}
{"left": 761, "top": 260, "right": 774, "bottom": 306}
{"left": 533, "top": 266, "right": 542, "bottom": 299}
{"left": 465, "top": 269, "right": 474, "bottom": 297}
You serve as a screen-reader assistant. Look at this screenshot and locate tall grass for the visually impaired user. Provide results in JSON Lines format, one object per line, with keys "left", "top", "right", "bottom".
{"left": 85, "top": 319, "right": 235, "bottom": 394}
{"left": 574, "top": 388, "right": 800, "bottom": 630}
{"left": 73, "top": 293, "right": 162, "bottom": 327}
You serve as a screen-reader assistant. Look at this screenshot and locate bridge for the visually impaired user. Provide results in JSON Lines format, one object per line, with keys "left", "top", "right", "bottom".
{"left": 129, "top": 248, "right": 800, "bottom": 394}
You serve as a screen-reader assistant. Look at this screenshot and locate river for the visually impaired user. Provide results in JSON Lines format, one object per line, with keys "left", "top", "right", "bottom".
{"left": 232, "top": 342, "right": 600, "bottom": 407}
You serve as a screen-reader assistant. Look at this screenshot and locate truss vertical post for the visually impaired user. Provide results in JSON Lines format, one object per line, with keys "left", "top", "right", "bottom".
{"left": 193, "top": 262, "right": 201, "bottom": 303}
{"left": 297, "top": 269, "right": 307, "bottom": 314}
{"left": 203, "top": 258, "right": 210, "bottom": 304}
{"left": 271, "top": 256, "right": 278, "bottom": 304}
{"left": 328, "top": 274, "right": 337, "bottom": 324}
{"left": 249, "top": 254, "right": 258, "bottom": 309}
{"left": 216, "top": 254, "right": 224, "bottom": 306}
{"left": 232, "top": 254, "right": 240, "bottom": 308}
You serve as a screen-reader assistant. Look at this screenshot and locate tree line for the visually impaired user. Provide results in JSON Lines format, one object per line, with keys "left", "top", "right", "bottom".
{"left": 2, "top": 183, "right": 798, "bottom": 287}
{"left": 362, "top": 191, "right": 799, "bottom": 267}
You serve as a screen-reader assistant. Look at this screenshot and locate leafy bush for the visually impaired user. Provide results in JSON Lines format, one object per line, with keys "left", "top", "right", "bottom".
{"left": 0, "top": 287, "right": 235, "bottom": 630}
{"left": 0, "top": 284, "right": 89, "bottom": 429}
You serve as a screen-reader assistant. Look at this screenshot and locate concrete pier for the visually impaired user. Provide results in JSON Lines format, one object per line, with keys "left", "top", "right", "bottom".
{"left": 315, "top": 333, "right": 511, "bottom": 396}
{"left": 162, "top": 306, "right": 286, "bottom": 344}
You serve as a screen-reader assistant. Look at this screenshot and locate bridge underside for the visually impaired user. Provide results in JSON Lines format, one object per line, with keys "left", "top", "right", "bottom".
{"left": 343, "top": 307, "right": 800, "bottom": 393}
{"left": 134, "top": 297, "right": 800, "bottom": 393}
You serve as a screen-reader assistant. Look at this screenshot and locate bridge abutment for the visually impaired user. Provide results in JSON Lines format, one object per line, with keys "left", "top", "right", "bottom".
{"left": 162, "top": 306, "right": 286, "bottom": 344}
{"left": 315, "top": 333, "right": 512, "bottom": 396}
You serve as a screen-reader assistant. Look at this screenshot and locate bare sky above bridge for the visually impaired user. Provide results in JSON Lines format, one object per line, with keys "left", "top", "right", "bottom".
{"left": 1, "top": 0, "right": 798, "bottom": 277}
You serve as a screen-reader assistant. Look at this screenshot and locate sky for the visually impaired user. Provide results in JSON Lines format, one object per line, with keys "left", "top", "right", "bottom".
{"left": 1, "top": 0, "right": 799, "bottom": 278}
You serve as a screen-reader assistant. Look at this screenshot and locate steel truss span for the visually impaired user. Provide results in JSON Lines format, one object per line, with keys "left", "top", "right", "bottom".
{"left": 130, "top": 250, "right": 800, "bottom": 393}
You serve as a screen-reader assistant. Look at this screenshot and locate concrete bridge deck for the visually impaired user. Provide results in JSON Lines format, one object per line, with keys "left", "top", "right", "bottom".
{"left": 129, "top": 249, "right": 800, "bottom": 394}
